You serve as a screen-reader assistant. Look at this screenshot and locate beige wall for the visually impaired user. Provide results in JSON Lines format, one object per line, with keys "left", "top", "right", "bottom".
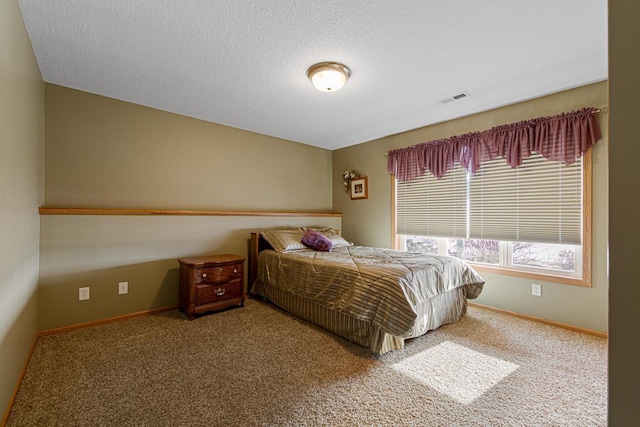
{"left": 333, "top": 82, "right": 609, "bottom": 333}
{"left": 38, "top": 214, "right": 340, "bottom": 330}
{"left": 0, "top": 0, "right": 44, "bottom": 420}
{"left": 39, "top": 85, "right": 338, "bottom": 330}
{"left": 608, "top": 0, "right": 640, "bottom": 424}
{"left": 44, "top": 84, "right": 333, "bottom": 211}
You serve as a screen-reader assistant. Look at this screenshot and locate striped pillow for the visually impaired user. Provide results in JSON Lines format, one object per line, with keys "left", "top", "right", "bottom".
{"left": 261, "top": 229, "right": 306, "bottom": 252}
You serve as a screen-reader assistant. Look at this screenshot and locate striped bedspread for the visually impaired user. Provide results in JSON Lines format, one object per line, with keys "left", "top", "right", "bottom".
{"left": 257, "top": 246, "right": 485, "bottom": 338}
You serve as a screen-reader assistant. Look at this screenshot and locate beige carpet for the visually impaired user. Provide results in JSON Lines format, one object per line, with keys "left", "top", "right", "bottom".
{"left": 7, "top": 299, "right": 607, "bottom": 426}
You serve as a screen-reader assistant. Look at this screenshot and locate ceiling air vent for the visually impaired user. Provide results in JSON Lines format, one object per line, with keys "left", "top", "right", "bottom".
{"left": 439, "top": 92, "right": 470, "bottom": 104}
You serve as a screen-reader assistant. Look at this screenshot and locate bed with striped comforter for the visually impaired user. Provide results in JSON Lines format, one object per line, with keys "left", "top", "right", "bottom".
{"left": 252, "top": 245, "right": 484, "bottom": 354}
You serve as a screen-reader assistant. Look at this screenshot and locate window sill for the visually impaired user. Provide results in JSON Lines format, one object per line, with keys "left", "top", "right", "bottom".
{"left": 470, "top": 263, "right": 591, "bottom": 287}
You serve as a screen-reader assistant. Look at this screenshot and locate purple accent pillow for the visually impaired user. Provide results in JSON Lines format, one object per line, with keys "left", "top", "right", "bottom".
{"left": 301, "top": 229, "right": 334, "bottom": 252}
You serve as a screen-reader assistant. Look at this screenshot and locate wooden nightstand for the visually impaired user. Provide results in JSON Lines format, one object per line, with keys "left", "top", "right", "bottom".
{"left": 178, "top": 254, "right": 245, "bottom": 320}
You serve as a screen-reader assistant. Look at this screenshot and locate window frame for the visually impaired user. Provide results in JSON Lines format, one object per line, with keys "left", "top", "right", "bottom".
{"left": 391, "top": 150, "right": 592, "bottom": 287}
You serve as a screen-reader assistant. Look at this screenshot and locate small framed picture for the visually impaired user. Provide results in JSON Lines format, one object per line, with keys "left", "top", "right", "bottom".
{"left": 350, "top": 176, "right": 368, "bottom": 200}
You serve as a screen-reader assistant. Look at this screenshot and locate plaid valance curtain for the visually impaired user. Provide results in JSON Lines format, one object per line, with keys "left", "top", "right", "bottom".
{"left": 387, "top": 107, "right": 602, "bottom": 182}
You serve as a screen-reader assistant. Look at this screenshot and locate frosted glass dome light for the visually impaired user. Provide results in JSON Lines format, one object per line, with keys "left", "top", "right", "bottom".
{"left": 307, "top": 62, "right": 351, "bottom": 92}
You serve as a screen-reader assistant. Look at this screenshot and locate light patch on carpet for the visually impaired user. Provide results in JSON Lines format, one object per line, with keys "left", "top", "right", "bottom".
{"left": 392, "top": 341, "right": 519, "bottom": 404}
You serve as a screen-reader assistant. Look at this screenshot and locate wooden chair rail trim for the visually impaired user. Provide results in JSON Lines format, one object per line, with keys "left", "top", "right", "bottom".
{"left": 39, "top": 207, "right": 342, "bottom": 217}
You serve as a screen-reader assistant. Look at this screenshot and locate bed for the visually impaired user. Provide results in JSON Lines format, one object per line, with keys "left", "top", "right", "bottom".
{"left": 249, "top": 228, "right": 485, "bottom": 354}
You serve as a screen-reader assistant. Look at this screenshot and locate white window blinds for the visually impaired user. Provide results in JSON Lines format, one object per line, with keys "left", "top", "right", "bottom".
{"left": 396, "top": 153, "right": 583, "bottom": 245}
{"left": 396, "top": 165, "right": 467, "bottom": 239}
{"left": 469, "top": 154, "right": 582, "bottom": 244}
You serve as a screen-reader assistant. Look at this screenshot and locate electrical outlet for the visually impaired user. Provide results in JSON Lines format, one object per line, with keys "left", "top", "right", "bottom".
{"left": 79, "top": 287, "right": 90, "bottom": 301}
{"left": 118, "top": 281, "right": 128, "bottom": 295}
{"left": 531, "top": 283, "right": 542, "bottom": 297}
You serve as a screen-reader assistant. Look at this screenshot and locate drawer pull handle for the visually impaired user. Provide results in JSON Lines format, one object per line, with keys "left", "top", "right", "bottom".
{"left": 233, "top": 269, "right": 238, "bottom": 274}
{"left": 202, "top": 273, "right": 207, "bottom": 278}
{"left": 215, "top": 288, "right": 225, "bottom": 296}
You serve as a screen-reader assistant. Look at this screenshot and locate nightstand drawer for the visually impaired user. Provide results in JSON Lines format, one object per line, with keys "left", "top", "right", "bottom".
{"left": 195, "top": 278, "right": 243, "bottom": 305}
{"left": 195, "top": 264, "right": 242, "bottom": 285}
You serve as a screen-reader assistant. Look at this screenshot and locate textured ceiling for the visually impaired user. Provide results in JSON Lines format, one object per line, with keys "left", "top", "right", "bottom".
{"left": 18, "top": 0, "right": 608, "bottom": 150}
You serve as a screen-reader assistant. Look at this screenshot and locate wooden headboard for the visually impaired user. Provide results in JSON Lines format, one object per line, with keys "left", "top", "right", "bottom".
{"left": 248, "top": 232, "right": 274, "bottom": 294}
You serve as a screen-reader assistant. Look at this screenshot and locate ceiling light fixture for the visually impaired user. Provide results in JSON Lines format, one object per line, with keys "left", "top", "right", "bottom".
{"left": 307, "top": 62, "right": 351, "bottom": 92}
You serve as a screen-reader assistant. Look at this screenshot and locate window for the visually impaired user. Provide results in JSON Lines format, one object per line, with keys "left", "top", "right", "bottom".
{"left": 394, "top": 151, "right": 591, "bottom": 286}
